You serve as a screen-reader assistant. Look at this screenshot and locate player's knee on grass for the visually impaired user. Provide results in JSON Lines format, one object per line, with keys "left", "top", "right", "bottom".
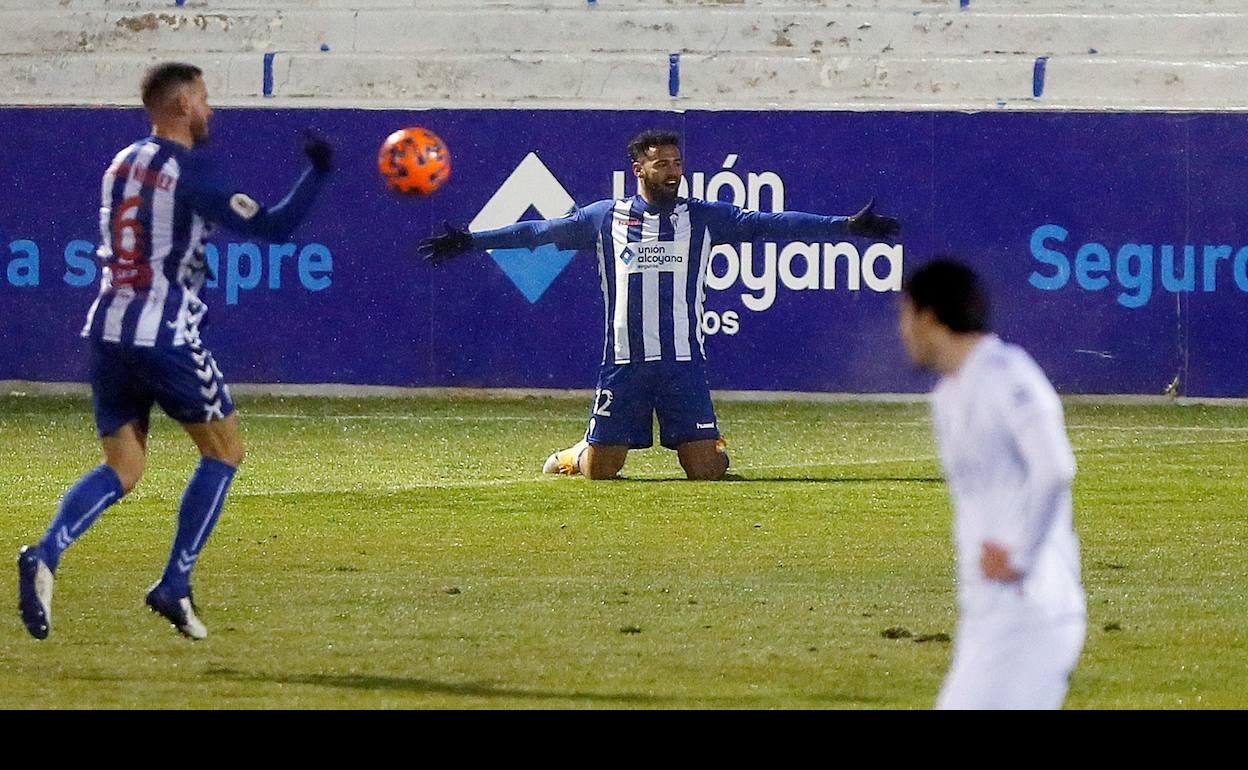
{"left": 678, "top": 439, "right": 728, "bottom": 481}
{"left": 583, "top": 444, "right": 627, "bottom": 480}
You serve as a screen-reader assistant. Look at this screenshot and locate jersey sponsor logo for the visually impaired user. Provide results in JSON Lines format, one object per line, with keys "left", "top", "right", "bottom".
{"left": 470, "top": 152, "right": 577, "bottom": 304}
{"left": 624, "top": 243, "right": 683, "bottom": 267}
{"left": 229, "top": 193, "right": 260, "bottom": 220}
{"left": 619, "top": 241, "right": 684, "bottom": 271}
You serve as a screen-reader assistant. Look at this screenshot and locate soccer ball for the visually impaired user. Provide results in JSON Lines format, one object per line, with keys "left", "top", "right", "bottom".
{"left": 378, "top": 127, "right": 451, "bottom": 195}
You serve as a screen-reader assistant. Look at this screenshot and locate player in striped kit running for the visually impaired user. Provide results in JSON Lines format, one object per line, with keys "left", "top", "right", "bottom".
{"left": 421, "top": 130, "right": 899, "bottom": 480}
{"left": 17, "top": 62, "right": 333, "bottom": 640}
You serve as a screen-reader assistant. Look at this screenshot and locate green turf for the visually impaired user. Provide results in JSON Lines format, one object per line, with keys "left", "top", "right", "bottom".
{"left": 1, "top": 394, "right": 1244, "bottom": 709}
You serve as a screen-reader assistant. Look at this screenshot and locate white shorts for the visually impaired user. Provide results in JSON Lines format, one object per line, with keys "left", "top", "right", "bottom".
{"left": 936, "top": 614, "right": 1086, "bottom": 710}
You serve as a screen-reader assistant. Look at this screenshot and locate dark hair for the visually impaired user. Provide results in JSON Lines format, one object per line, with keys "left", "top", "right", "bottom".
{"left": 627, "top": 130, "right": 681, "bottom": 162}
{"left": 141, "top": 62, "right": 203, "bottom": 111}
{"left": 902, "top": 258, "right": 990, "bottom": 333}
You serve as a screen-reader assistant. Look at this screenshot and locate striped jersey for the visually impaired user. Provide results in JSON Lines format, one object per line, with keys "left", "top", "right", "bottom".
{"left": 83, "top": 135, "right": 326, "bottom": 347}
{"left": 472, "top": 195, "right": 852, "bottom": 365}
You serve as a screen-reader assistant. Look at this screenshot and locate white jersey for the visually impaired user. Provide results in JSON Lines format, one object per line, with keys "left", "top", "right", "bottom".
{"left": 930, "top": 334, "right": 1086, "bottom": 622}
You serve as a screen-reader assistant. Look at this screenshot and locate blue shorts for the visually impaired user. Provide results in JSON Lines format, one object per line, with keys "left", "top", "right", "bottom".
{"left": 89, "top": 338, "right": 235, "bottom": 438}
{"left": 586, "top": 360, "right": 720, "bottom": 450}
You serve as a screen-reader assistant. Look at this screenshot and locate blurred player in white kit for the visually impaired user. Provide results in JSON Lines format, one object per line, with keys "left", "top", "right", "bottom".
{"left": 898, "top": 258, "right": 1086, "bottom": 710}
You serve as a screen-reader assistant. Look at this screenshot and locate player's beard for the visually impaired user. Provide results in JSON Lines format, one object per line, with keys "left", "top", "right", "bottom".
{"left": 643, "top": 175, "right": 680, "bottom": 205}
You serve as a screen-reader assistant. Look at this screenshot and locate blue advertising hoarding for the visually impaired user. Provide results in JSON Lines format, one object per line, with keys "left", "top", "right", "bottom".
{"left": 1, "top": 108, "right": 1244, "bottom": 396}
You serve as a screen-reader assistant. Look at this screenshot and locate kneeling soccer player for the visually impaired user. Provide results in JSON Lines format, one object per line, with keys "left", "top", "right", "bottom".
{"left": 421, "top": 130, "right": 899, "bottom": 480}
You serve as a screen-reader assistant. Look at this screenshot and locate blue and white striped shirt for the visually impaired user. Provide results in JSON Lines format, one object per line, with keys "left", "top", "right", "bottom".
{"left": 83, "top": 136, "right": 326, "bottom": 347}
{"left": 473, "top": 195, "right": 854, "bottom": 365}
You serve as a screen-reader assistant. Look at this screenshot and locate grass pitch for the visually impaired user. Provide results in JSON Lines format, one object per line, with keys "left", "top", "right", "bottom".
{"left": 1, "top": 394, "right": 1245, "bottom": 709}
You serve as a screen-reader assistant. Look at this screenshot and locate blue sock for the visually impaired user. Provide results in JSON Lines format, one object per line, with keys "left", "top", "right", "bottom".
{"left": 38, "top": 465, "right": 125, "bottom": 573}
{"left": 160, "top": 457, "right": 236, "bottom": 596}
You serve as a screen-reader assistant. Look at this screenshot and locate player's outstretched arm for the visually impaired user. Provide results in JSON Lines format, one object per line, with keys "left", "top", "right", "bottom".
{"left": 420, "top": 208, "right": 597, "bottom": 266}
{"left": 714, "top": 197, "right": 900, "bottom": 243}
{"left": 419, "top": 221, "right": 473, "bottom": 265}
{"left": 845, "top": 197, "right": 901, "bottom": 239}
{"left": 185, "top": 129, "right": 332, "bottom": 241}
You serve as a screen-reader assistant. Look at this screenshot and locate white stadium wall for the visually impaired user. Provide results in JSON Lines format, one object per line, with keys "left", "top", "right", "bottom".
{"left": 2, "top": 0, "right": 1248, "bottom": 110}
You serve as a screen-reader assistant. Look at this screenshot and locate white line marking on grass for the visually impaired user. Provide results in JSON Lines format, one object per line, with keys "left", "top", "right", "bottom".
{"left": 1078, "top": 436, "right": 1248, "bottom": 451}
{"left": 232, "top": 477, "right": 535, "bottom": 497}
{"left": 740, "top": 455, "right": 939, "bottom": 473}
{"left": 180, "top": 413, "right": 1248, "bottom": 434}
{"left": 1067, "top": 424, "right": 1248, "bottom": 433}
{"left": 20, "top": 432, "right": 1243, "bottom": 505}
{"left": 246, "top": 412, "right": 579, "bottom": 423}
{"left": 9, "top": 411, "right": 1248, "bottom": 435}
{"left": 239, "top": 413, "right": 937, "bottom": 426}
{"left": 740, "top": 434, "right": 1248, "bottom": 474}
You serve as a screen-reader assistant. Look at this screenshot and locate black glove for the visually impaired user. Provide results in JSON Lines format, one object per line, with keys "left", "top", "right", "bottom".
{"left": 303, "top": 129, "right": 334, "bottom": 173}
{"left": 419, "top": 221, "right": 474, "bottom": 265}
{"left": 845, "top": 197, "right": 900, "bottom": 240}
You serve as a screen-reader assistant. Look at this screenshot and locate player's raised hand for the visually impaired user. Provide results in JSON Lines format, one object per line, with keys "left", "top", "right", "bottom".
{"left": 846, "top": 197, "right": 900, "bottom": 240}
{"left": 302, "top": 129, "right": 334, "bottom": 173}
{"left": 419, "top": 221, "right": 474, "bottom": 265}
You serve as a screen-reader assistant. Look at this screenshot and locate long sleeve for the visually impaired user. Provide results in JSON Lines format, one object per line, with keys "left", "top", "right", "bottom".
{"left": 1002, "top": 388, "right": 1077, "bottom": 575}
{"left": 471, "top": 207, "right": 598, "bottom": 251}
{"left": 703, "top": 201, "right": 850, "bottom": 243}
{"left": 185, "top": 162, "right": 328, "bottom": 241}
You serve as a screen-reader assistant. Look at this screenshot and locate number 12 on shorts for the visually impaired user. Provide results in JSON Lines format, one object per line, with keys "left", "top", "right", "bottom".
{"left": 593, "top": 388, "right": 613, "bottom": 417}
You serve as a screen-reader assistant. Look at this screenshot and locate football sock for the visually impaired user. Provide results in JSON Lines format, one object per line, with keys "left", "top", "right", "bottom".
{"left": 38, "top": 464, "right": 125, "bottom": 573}
{"left": 159, "top": 457, "right": 236, "bottom": 596}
